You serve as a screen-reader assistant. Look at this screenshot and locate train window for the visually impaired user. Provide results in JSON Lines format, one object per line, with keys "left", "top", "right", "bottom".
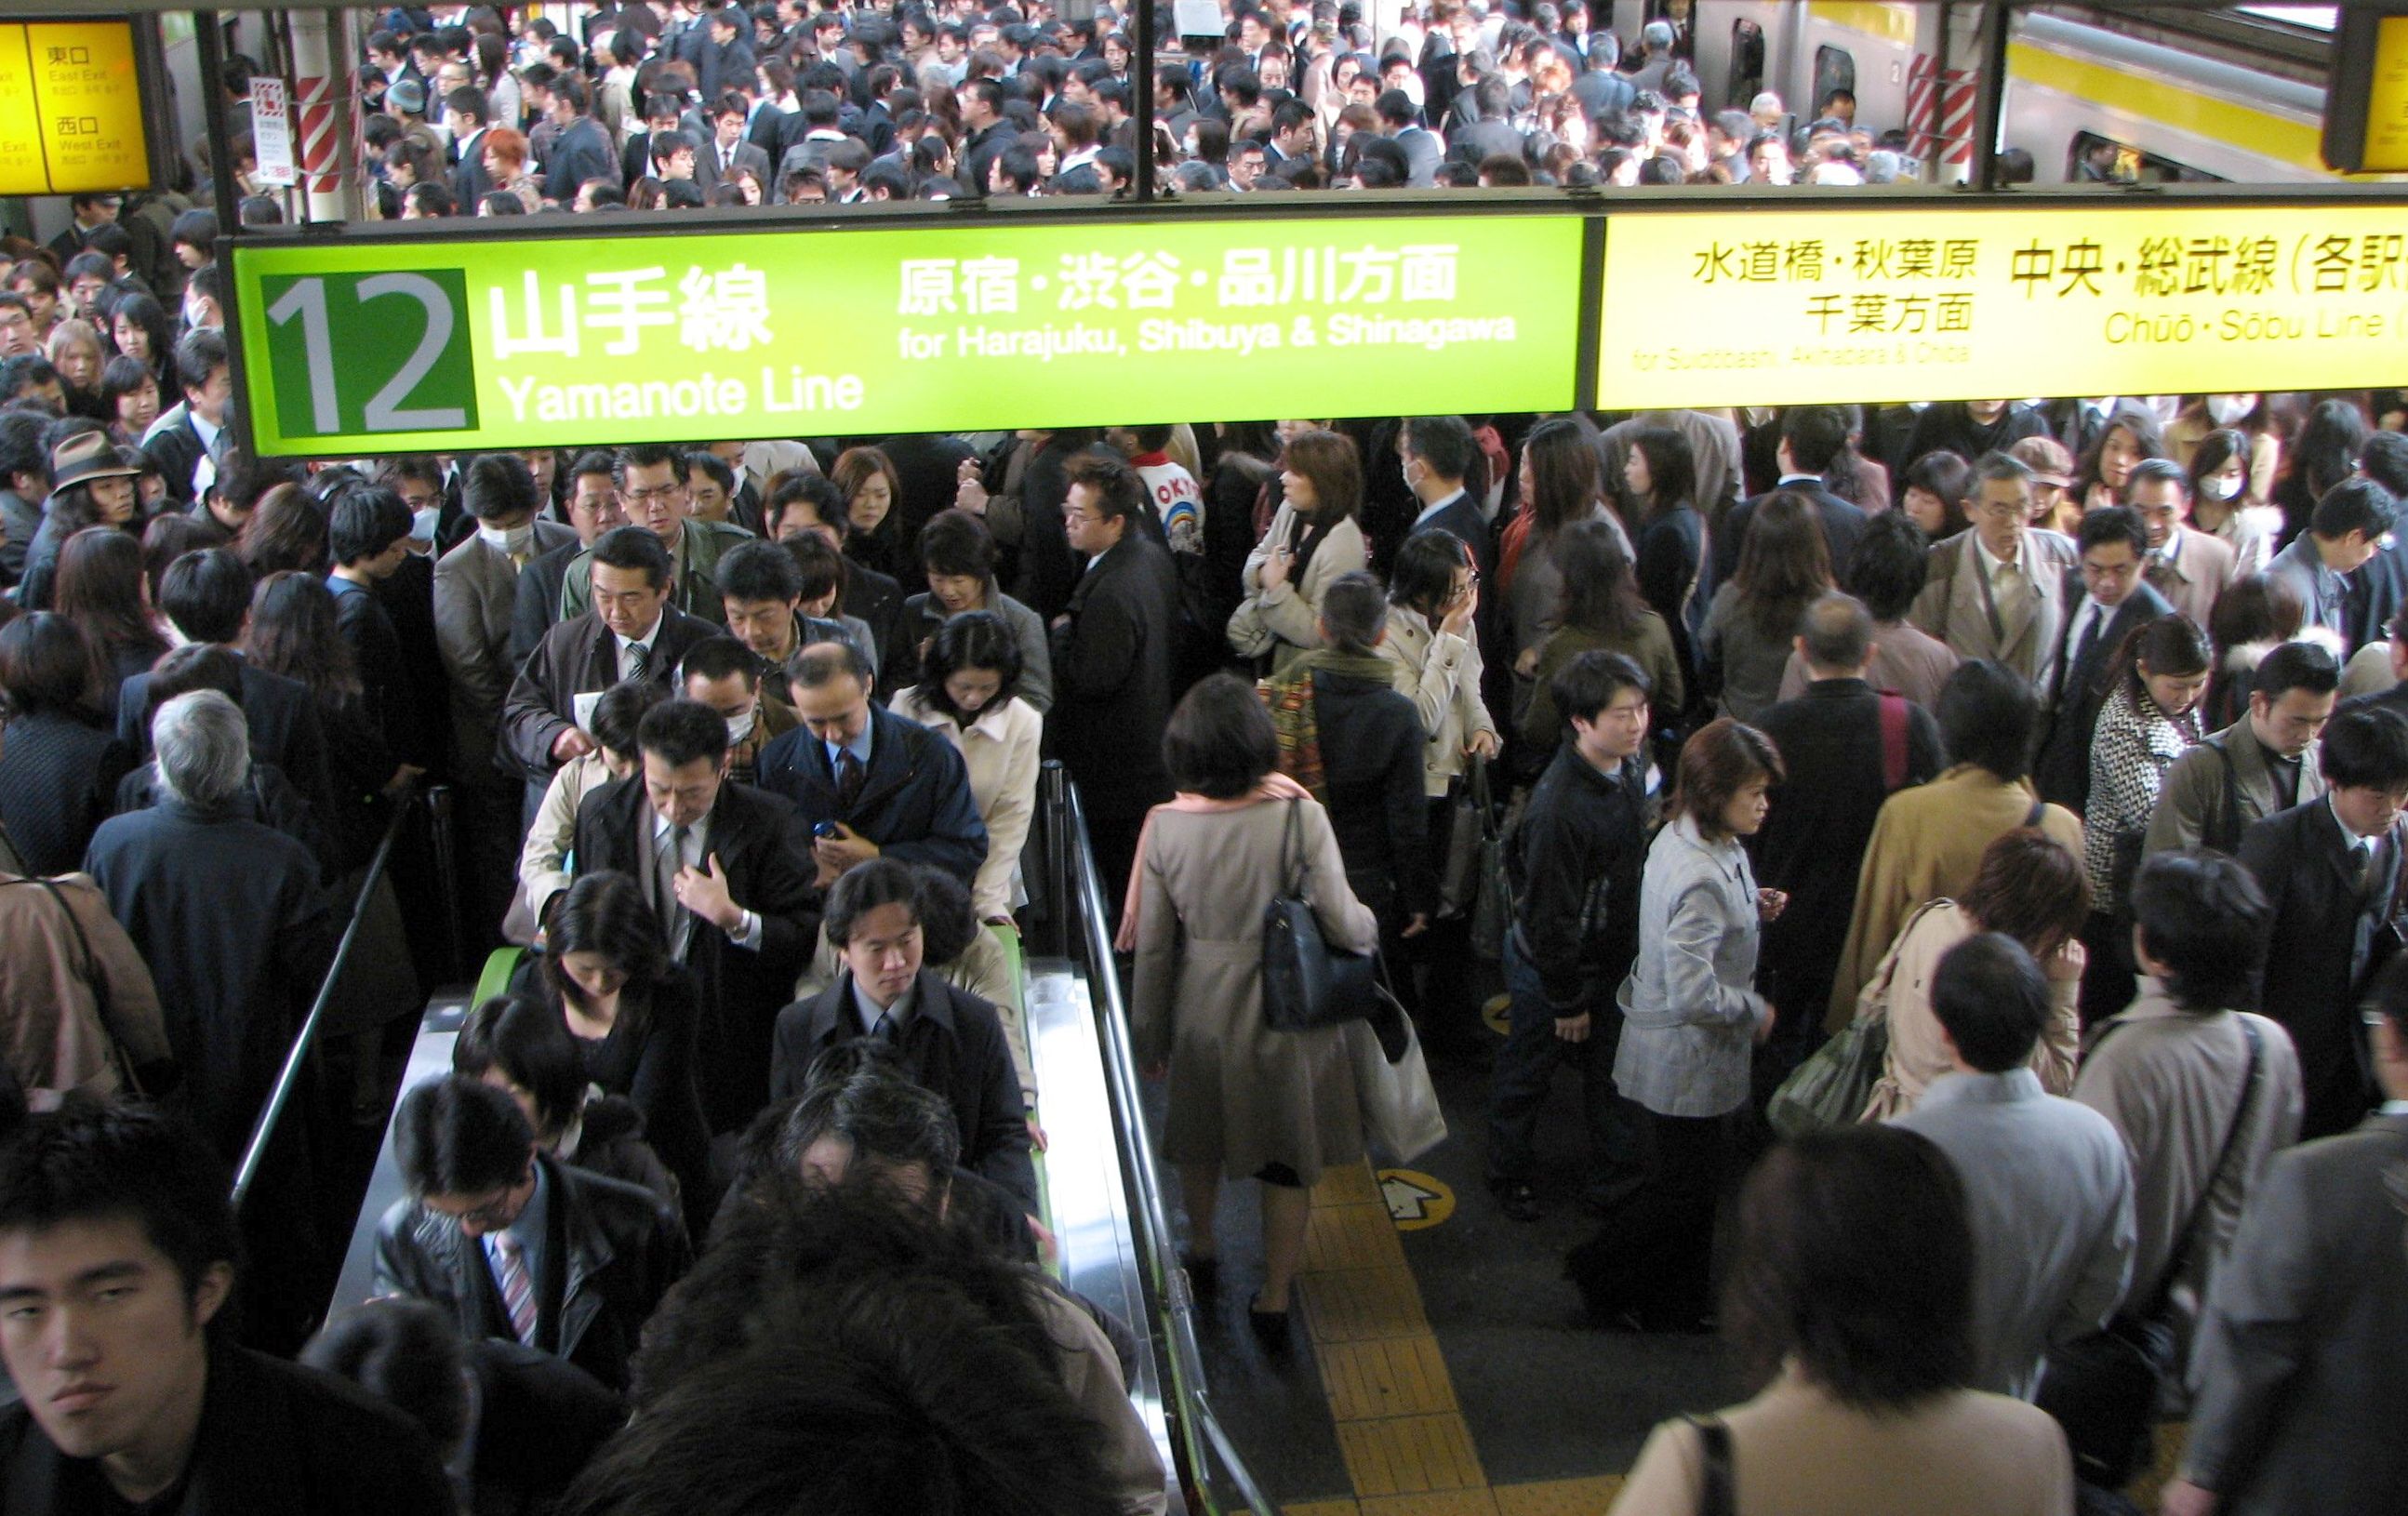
{"left": 2067, "top": 130, "right": 2227, "bottom": 185}
{"left": 1812, "top": 46, "right": 1856, "bottom": 117}
{"left": 1728, "top": 20, "right": 1765, "bottom": 109}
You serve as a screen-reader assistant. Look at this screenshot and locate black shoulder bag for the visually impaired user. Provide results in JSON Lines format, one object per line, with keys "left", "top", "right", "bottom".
{"left": 1685, "top": 1415, "right": 1734, "bottom": 1516}
{"left": 2036, "top": 1017, "right": 2263, "bottom": 1490}
{"left": 1260, "top": 800, "right": 1396, "bottom": 1048}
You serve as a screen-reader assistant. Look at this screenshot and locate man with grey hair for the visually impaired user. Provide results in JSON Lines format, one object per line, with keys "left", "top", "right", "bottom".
{"left": 1749, "top": 593, "right": 1945, "bottom": 1080}
{"left": 1627, "top": 20, "right": 1681, "bottom": 94}
{"left": 1909, "top": 450, "right": 2081, "bottom": 690}
{"left": 85, "top": 689, "right": 334, "bottom": 1157}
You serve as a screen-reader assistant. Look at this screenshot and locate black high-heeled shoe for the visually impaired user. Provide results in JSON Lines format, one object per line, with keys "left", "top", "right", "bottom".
{"left": 1179, "top": 1253, "right": 1219, "bottom": 1297}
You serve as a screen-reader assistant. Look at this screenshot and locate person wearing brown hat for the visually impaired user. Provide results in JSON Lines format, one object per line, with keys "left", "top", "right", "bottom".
{"left": 17, "top": 430, "right": 140, "bottom": 611}
{"left": 2008, "top": 434, "right": 2080, "bottom": 537}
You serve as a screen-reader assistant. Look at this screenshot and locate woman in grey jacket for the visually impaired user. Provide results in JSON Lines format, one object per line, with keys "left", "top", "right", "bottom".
{"left": 1573, "top": 717, "right": 1783, "bottom": 1331}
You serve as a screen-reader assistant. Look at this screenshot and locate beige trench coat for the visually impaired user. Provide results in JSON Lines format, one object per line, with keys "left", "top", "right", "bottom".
{"left": 1131, "top": 798, "right": 1378, "bottom": 1185}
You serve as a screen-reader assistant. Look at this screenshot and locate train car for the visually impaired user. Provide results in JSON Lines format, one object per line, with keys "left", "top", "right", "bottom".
{"left": 1623, "top": 1, "right": 2350, "bottom": 184}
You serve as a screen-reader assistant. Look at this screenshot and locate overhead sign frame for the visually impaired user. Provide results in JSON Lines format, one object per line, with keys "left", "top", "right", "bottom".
{"left": 221, "top": 182, "right": 2408, "bottom": 459}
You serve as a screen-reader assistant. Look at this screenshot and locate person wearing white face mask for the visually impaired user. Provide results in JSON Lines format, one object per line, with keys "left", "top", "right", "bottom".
{"left": 2183, "top": 427, "right": 2279, "bottom": 581}
{"left": 437, "top": 454, "right": 581, "bottom": 940}
{"left": 681, "top": 634, "right": 797, "bottom": 788}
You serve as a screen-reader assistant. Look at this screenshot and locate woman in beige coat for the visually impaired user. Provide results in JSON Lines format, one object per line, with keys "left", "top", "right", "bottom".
{"left": 1608, "top": 1125, "right": 2075, "bottom": 1516}
{"left": 1124, "top": 675, "right": 1377, "bottom": 1347}
{"left": 1856, "top": 830, "right": 2091, "bottom": 1120}
{"left": 1226, "top": 429, "right": 1370, "bottom": 678}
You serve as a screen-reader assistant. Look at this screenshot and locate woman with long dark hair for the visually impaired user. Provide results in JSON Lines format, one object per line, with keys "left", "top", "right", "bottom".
{"left": 1519, "top": 518, "right": 1684, "bottom": 755}
{"left": 236, "top": 482, "right": 329, "bottom": 578}
{"left": 100, "top": 354, "right": 160, "bottom": 449}
{"left": 106, "top": 293, "right": 173, "bottom": 387}
{"left": 1623, "top": 424, "right": 1710, "bottom": 689}
{"left": 2273, "top": 398, "right": 2370, "bottom": 548}
{"left": 1502, "top": 418, "right": 1629, "bottom": 677}
{"left": 832, "top": 445, "right": 907, "bottom": 581}
{"left": 52, "top": 525, "right": 166, "bottom": 702}
{"left": 2074, "top": 402, "right": 2170, "bottom": 515}
{"left": 1698, "top": 490, "right": 1833, "bottom": 720}
{"left": 538, "top": 871, "right": 710, "bottom": 1220}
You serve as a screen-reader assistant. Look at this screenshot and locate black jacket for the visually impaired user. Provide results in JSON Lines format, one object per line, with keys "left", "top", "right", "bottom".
{"left": 508, "top": 538, "right": 581, "bottom": 672}
{"left": 82, "top": 799, "right": 333, "bottom": 1155}
{"left": 372, "top": 1151, "right": 691, "bottom": 1394}
{"left": 1050, "top": 532, "right": 1178, "bottom": 821}
{"left": 2036, "top": 578, "right": 2175, "bottom": 811}
{"left": 768, "top": 967, "right": 1036, "bottom": 1207}
{"left": 840, "top": 557, "right": 904, "bottom": 673}
{"left": 1510, "top": 745, "right": 1647, "bottom": 1011}
{"left": 1713, "top": 481, "right": 1869, "bottom": 589}
{"left": 1311, "top": 667, "right": 1432, "bottom": 921}
{"left": 757, "top": 704, "right": 987, "bottom": 884}
{"left": 1, "top": 1339, "right": 452, "bottom": 1516}
{"left": 1749, "top": 678, "right": 1944, "bottom": 1021}
{"left": 2238, "top": 799, "right": 2396, "bottom": 1140}
{"left": 1410, "top": 490, "right": 1495, "bottom": 583}
{"left": 573, "top": 777, "right": 818, "bottom": 1132}
{"left": 459, "top": 1339, "right": 625, "bottom": 1516}
{"left": 0, "top": 707, "right": 133, "bottom": 877}
{"left": 115, "top": 656, "right": 340, "bottom": 830}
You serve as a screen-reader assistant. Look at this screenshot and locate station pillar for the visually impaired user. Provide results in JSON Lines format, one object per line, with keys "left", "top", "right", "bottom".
{"left": 289, "top": 7, "right": 364, "bottom": 222}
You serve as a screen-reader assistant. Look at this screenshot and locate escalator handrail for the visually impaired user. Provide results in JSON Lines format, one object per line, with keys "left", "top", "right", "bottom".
{"left": 229, "top": 781, "right": 426, "bottom": 1210}
{"left": 1056, "top": 778, "right": 1277, "bottom": 1516}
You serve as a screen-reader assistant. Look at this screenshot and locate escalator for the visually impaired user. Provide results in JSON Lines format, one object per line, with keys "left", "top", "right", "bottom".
{"left": 318, "top": 764, "right": 1270, "bottom": 1514}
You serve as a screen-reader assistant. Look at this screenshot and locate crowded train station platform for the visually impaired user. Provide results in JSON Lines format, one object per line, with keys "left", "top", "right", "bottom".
{"left": 0, "top": 2, "right": 2403, "bottom": 1513}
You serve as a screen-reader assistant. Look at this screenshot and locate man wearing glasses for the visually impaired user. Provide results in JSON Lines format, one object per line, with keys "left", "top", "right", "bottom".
{"left": 373, "top": 1076, "right": 688, "bottom": 1395}
{"left": 1908, "top": 448, "right": 2079, "bottom": 692}
{"left": 556, "top": 444, "right": 755, "bottom": 628}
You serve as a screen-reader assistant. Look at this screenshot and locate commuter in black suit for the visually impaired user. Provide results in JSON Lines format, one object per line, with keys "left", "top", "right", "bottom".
{"left": 1714, "top": 406, "right": 1869, "bottom": 587}
{"left": 500, "top": 526, "right": 712, "bottom": 818}
{"left": 572, "top": 698, "right": 818, "bottom": 1132}
{"left": 767, "top": 859, "right": 1036, "bottom": 1209}
{"left": 2035, "top": 506, "right": 2175, "bottom": 812}
{"left": 2237, "top": 705, "right": 2408, "bottom": 1139}
{"left": 114, "top": 548, "right": 339, "bottom": 833}
{"left": 1399, "top": 415, "right": 1495, "bottom": 582}
{"left": 445, "top": 94, "right": 495, "bottom": 207}
{"left": 1749, "top": 594, "right": 1943, "bottom": 1073}
{"left": 373, "top": 1078, "right": 689, "bottom": 1395}
{"left": 1048, "top": 452, "right": 1178, "bottom": 907}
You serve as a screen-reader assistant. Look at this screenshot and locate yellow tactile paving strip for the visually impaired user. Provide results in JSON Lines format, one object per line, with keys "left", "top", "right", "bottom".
{"left": 1247, "top": 1158, "right": 2184, "bottom": 1516}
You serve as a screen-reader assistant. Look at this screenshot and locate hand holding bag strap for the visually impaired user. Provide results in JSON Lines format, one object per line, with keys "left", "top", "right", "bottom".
{"left": 1684, "top": 1416, "right": 1735, "bottom": 1516}
{"left": 1282, "top": 796, "right": 1306, "bottom": 897}
{"left": 2145, "top": 1017, "right": 2262, "bottom": 1317}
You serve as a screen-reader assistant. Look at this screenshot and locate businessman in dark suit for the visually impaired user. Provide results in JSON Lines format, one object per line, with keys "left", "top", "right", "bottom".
{"left": 1714, "top": 406, "right": 1869, "bottom": 587}
{"left": 756, "top": 640, "right": 988, "bottom": 889}
{"left": 572, "top": 698, "right": 819, "bottom": 1133}
{"left": 767, "top": 858, "right": 1035, "bottom": 1209}
{"left": 1049, "top": 451, "right": 1178, "bottom": 907}
{"left": 444, "top": 87, "right": 495, "bottom": 206}
{"left": 500, "top": 525, "right": 712, "bottom": 820}
{"left": 2034, "top": 505, "right": 2175, "bottom": 812}
{"left": 1399, "top": 414, "right": 1494, "bottom": 581}
{"left": 694, "top": 92, "right": 772, "bottom": 192}
{"left": 2237, "top": 704, "right": 2408, "bottom": 1140}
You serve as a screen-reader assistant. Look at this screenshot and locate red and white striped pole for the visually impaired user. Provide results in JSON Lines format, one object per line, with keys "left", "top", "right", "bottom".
{"left": 289, "top": 8, "right": 363, "bottom": 222}
{"left": 1908, "top": 51, "right": 1979, "bottom": 182}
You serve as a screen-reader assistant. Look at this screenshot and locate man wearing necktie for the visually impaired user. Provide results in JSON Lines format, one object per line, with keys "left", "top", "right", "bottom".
{"left": 569, "top": 698, "right": 820, "bottom": 1131}
{"left": 696, "top": 91, "right": 769, "bottom": 193}
{"left": 768, "top": 858, "right": 1038, "bottom": 1212}
{"left": 1908, "top": 451, "right": 2078, "bottom": 693}
{"left": 2239, "top": 705, "right": 2408, "bottom": 1139}
{"left": 756, "top": 640, "right": 989, "bottom": 892}
{"left": 375, "top": 1076, "right": 689, "bottom": 1393}
{"left": 2036, "top": 506, "right": 2172, "bottom": 811}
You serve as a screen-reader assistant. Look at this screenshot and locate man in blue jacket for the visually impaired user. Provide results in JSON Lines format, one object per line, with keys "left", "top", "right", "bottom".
{"left": 757, "top": 640, "right": 987, "bottom": 891}
{"left": 1485, "top": 651, "right": 1653, "bottom": 1223}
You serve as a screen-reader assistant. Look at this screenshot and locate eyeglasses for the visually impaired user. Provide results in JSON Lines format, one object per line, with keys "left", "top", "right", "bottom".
{"left": 622, "top": 484, "right": 685, "bottom": 503}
